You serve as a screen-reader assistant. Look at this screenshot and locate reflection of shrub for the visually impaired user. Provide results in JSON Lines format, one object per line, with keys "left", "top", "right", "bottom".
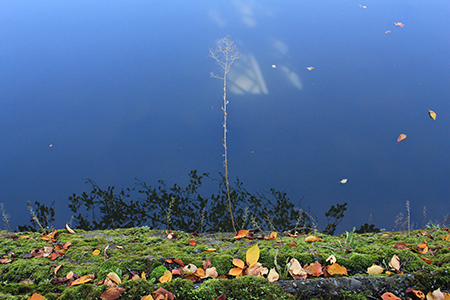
{"left": 19, "top": 170, "right": 349, "bottom": 234}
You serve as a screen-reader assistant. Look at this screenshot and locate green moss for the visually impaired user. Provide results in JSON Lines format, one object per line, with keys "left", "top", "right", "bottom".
{"left": 119, "top": 278, "right": 154, "bottom": 299}
{"left": 59, "top": 284, "right": 106, "bottom": 300}
{"left": 150, "top": 265, "right": 168, "bottom": 280}
{"left": 209, "top": 254, "right": 233, "bottom": 275}
{"left": 340, "top": 253, "right": 380, "bottom": 274}
{"left": 160, "top": 278, "right": 194, "bottom": 299}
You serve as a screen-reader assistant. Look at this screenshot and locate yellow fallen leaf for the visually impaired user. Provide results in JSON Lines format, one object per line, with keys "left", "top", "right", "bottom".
{"left": 327, "top": 263, "right": 348, "bottom": 276}
{"left": 246, "top": 244, "right": 260, "bottom": 268}
{"left": 92, "top": 249, "right": 100, "bottom": 255}
{"left": 305, "top": 236, "right": 324, "bottom": 242}
{"left": 70, "top": 274, "right": 94, "bottom": 286}
{"left": 205, "top": 248, "right": 217, "bottom": 252}
{"left": 159, "top": 270, "right": 172, "bottom": 283}
{"left": 367, "top": 264, "right": 384, "bottom": 275}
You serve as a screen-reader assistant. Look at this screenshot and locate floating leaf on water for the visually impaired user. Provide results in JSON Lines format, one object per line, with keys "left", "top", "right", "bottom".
{"left": 428, "top": 110, "right": 437, "bottom": 120}
{"left": 393, "top": 22, "right": 404, "bottom": 27}
{"left": 307, "top": 66, "right": 314, "bottom": 71}
{"left": 397, "top": 134, "right": 407, "bottom": 142}
{"left": 340, "top": 178, "right": 348, "bottom": 184}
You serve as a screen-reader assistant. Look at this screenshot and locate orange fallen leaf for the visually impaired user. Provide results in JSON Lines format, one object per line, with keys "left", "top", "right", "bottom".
{"left": 27, "top": 293, "right": 46, "bottom": 300}
{"left": 305, "top": 236, "right": 324, "bottom": 242}
{"left": 327, "top": 263, "right": 348, "bottom": 276}
{"left": 419, "top": 257, "right": 433, "bottom": 264}
{"left": 397, "top": 134, "right": 407, "bottom": 142}
{"left": 289, "top": 241, "right": 297, "bottom": 247}
{"left": 264, "top": 232, "right": 277, "bottom": 240}
{"left": 305, "top": 261, "right": 323, "bottom": 277}
{"left": 70, "top": 274, "right": 95, "bottom": 286}
{"left": 234, "top": 230, "right": 249, "bottom": 239}
{"left": 406, "top": 287, "right": 425, "bottom": 300}
{"left": 381, "top": 292, "right": 402, "bottom": 300}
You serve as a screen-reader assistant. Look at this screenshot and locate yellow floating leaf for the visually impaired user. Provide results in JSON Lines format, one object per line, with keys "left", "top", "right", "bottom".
{"left": 429, "top": 110, "right": 437, "bottom": 120}
{"left": 159, "top": 270, "right": 172, "bottom": 283}
{"left": 327, "top": 263, "right": 348, "bottom": 276}
{"left": 267, "top": 268, "right": 279, "bottom": 282}
{"left": 305, "top": 236, "right": 324, "bottom": 242}
{"left": 367, "top": 264, "right": 384, "bottom": 275}
{"left": 246, "top": 244, "right": 260, "bottom": 268}
{"left": 92, "top": 249, "right": 101, "bottom": 255}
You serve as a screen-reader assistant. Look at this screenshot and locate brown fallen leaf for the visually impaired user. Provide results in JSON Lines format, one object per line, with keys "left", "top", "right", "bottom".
{"left": 100, "top": 287, "right": 126, "bottom": 300}
{"left": 152, "top": 287, "right": 175, "bottom": 300}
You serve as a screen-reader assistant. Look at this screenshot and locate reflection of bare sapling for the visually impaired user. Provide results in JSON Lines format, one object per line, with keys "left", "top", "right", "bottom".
{"left": 210, "top": 36, "right": 240, "bottom": 233}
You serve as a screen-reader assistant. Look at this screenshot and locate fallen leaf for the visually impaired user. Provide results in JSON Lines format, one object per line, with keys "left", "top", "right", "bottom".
{"left": 205, "top": 248, "right": 217, "bottom": 252}
{"left": 20, "top": 279, "right": 34, "bottom": 284}
{"left": 66, "top": 223, "right": 76, "bottom": 234}
{"left": 92, "top": 249, "right": 100, "bottom": 255}
{"left": 152, "top": 287, "right": 174, "bottom": 300}
{"left": 305, "top": 261, "right": 323, "bottom": 277}
{"left": 140, "top": 295, "right": 154, "bottom": 300}
{"left": 427, "top": 288, "right": 445, "bottom": 300}
{"left": 205, "top": 267, "right": 218, "bottom": 279}
{"left": 327, "top": 263, "right": 348, "bottom": 276}
{"left": 393, "top": 242, "right": 409, "bottom": 250}
{"left": 0, "top": 258, "right": 12, "bottom": 264}
{"left": 183, "top": 264, "right": 198, "bottom": 274}
{"left": 100, "top": 287, "right": 126, "bottom": 300}
{"left": 289, "top": 241, "right": 297, "bottom": 247}
{"left": 305, "top": 236, "right": 324, "bottom": 242}
{"left": 27, "top": 293, "right": 45, "bottom": 300}
{"left": 406, "top": 287, "right": 425, "bottom": 300}
{"left": 234, "top": 230, "right": 249, "bottom": 239}
{"left": 381, "top": 292, "right": 402, "bottom": 300}
{"left": 107, "top": 272, "right": 122, "bottom": 285}
{"left": 389, "top": 254, "right": 401, "bottom": 272}
{"left": 246, "top": 244, "right": 260, "bottom": 268}
{"left": 419, "top": 257, "right": 433, "bottom": 264}
{"left": 232, "top": 258, "right": 245, "bottom": 269}
{"left": 189, "top": 240, "right": 196, "bottom": 246}
{"left": 264, "top": 232, "right": 277, "bottom": 240}
{"left": 288, "top": 258, "right": 307, "bottom": 279}
{"left": 367, "top": 264, "right": 384, "bottom": 275}
{"left": 326, "top": 255, "right": 337, "bottom": 265}
{"left": 70, "top": 274, "right": 94, "bottom": 286}
{"left": 397, "top": 134, "right": 407, "bottom": 142}
{"left": 159, "top": 270, "right": 172, "bottom": 283}
{"left": 267, "top": 268, "right": 279, "bottom": 282}
{"left": 429, "top": 110, "right": 437, "bottom": 120}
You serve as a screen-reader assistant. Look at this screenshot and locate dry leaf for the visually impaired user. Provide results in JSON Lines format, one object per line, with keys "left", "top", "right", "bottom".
{"left": 140, "top": 295, "right": 154, "bottom": 300}
{"left": 234, "top": 230, "right": 249, "bottom": 239}
{"left": 427, "top": 288, "right": 445, "bottom": 300}
{"left": 92, "top": 249, "right": 100, "bottom": 255}
{"left": 205, "top": 248, "right": 217, "bottom": 252}
{"left": 66, "top": 223, "right": 76, "bottom": 234}
{"left": 107, "top": 272, "right": 122, "bottom": 285}
{"left": 20, "top": 279, "right": 34, "bottom": 285}
{"left": 289, "top": 241, "right": 297, "bottom": 247}
{"left": 100, "top": 287, "right": 126, "bottom": 300}
{"left": 389, "top": 254, "right": 401, "bottom": 272}
{"left": 288, "top": 258, "right": 307, "bottom": 279}
{"left": 159, "top": 270, "right": 172, "bottom": 283}
{"left": 406, "top": 287, "right": 425, "bottom": 300}
{"left": 267, "top": 268, "right": 279, "bottom": 282}
{"left": 381, "top": 292, "right": 402, "bottom": 300}
{"left": 327, "top": 263, "right": 348, "bottom": 276}
{"left": 205, "top": 267, "right": 218, "bottom": 279}
{"left": 367, "top": 264, "right": 384, "bottom": 275}
{"left": 152, "top": 288, "right": 174, "bottom": 300}
{"left": 70, "top": 274, "right": 95, "bottom": 286}
{"left": 183, "top": 264, "right": 198, "bottom": 274}
{"left": 27, "top": 293, "right": 46, "bottom": 300}
{"left": 305, "top": 261, "right": 323, "bottom": 277}
{"left": 326, "top": 255, "right": 337, "bottom": 265}
{"left": 305, "top": 236, "right": 324, "bottom": 242}
{"left": 397, "top": 134, "right": 407, "bottom": 142}
{"left": 264, "top": 232, "right": 277, "bottom": 240}
{"left": 246, "top": 244, "right": 260, "bottom": 268}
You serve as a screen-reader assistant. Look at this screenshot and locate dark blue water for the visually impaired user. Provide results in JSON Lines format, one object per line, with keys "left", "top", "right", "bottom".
{"left": 1, "top": 0, "right": 449, "bottom": 233}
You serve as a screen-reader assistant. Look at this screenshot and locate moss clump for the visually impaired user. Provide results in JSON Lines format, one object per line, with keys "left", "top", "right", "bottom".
{"left": 59, "top": 284, "right": 106, "bottom": 300}
{"left": 150, "top": 265, "right": 168, "bottom": 281}
{"left": 189, "top": 276, "right": 295, "bottom": 300}
{"left": 119, "top": 278, "right": 154, "bottom": 299}
{"left": 160, "top": 278, "right": 195, "bottom": 299}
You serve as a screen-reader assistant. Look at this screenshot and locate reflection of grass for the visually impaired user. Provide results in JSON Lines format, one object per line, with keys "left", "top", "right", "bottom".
{"left": 1, "top": 227, "right": 449, "bottom": 299}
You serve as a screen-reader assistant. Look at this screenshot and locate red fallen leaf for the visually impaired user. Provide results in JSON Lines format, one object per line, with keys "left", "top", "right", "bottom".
{"left": 406, "top": 287, "right": 425, "bottom": 300}
{"left": 381, "top": 292, "right": 401, "bottom": 300}
{"left": 50, "top": 252, "right": 58, "bottom": 260}
{"left": 215, "top": 294, "right": 226, "bottom": 300}
{"left": 27, "top": 293, "right": 46, "bottom": 300}
{"left": 276, "top": 240, "right": 284, "bottom": 243}
{"left": 189, "top": 240, "right": 196, "bottom": 246}
{"left": 246, "top": 232, "right": 254, "bottom": 239}
{"left": 100, "top": 287, "right": 126, "bottom": 300}
{"left": 419, "top": 257, "right": 433, "bottom": 264}
{"left": 152, "top": 287, "right": 175, "bottom": 300}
